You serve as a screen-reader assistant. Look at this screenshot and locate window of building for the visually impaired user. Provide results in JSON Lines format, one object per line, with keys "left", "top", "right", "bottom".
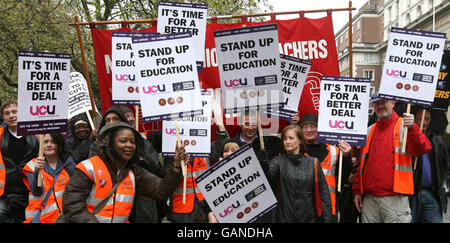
{"left": 417, "top": 5, "right": 422, "bottom": 16}
{"left": 357, "top": 37, "right": 361, "bottom": 43}
{"left": 406, "top": 13, "right": 411, "bottom": 24}
{"left": 364, "top": 53, "right": 375, "bottom": 63}
{"left": 363, "top": 69, "right": 375, "bottom": 81}
{"left": 356, "top": 20, "right": 360, "bottom": 30}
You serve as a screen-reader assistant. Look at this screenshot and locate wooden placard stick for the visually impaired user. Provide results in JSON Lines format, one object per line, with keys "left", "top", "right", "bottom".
{"left": 135, "top": 105, "right": 139, "bottom": 130}
{"left": 256, "top": 110, "right": 265, "bottom": 150}
{"left": 401, "top": 104, "right": 411, "bottom": 153}
{"left": 37, "top": 134, "right": 44, "bottom": 187}
{"left": 337, "top": 148, "right": 343, "bottom": 193}
{"left": 174, "top": 119, "right": 187, "bottom": 204}
{"left": 413, "top": 108, "right": 426, "bottom": 170}
{"left": 85, "top": 111, "right": 96, "bottom": 130}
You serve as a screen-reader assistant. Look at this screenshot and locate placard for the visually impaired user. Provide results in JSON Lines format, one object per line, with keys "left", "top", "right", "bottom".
{"left": 214, "top": 24, "right": 283, "bottom": 114}
{"left": 68, "top": 72, "right": 99, "bottom": 119}
{"left": 379, "top": 27, "right": 446, "bottom": 106}
{"left": 157, "top": 1, "right": 207, "bottom": 66}
{"left": 433, "top": 50, "right": 450, "bottom": 111}
{"left": 162, "top": 90, "right": 211, "bottom": 157}
{"left": 195, "top": 143, "right": 277, "bottom": 223}
{"left": 317, "top": 76, "right": 371, "bottom": 146}
{"left": 132, "top": 32, "right": 203, "bottom": 122}
{"left": 111, "top": 32, "right": 158, "bottom": 105}
{"left": 17, "top": 51, "right": 71, "bottom": 135}
{"left": 265, "top": 54, "right": 312, "bottom": 120}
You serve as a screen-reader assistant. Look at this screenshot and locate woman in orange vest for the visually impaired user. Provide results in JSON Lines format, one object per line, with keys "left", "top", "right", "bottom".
{"left": 62, "top": 122, "right": 186, "bottom": 223}
{"left": 23, "top": 133, "right": 75, "bottom": 223}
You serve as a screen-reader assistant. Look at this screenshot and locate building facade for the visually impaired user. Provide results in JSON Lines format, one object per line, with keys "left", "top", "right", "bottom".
{"left": 336, "top": 0, "right": 449, "bottom": 92}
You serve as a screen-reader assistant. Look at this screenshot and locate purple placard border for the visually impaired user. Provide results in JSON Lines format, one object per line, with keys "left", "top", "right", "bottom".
{"left": 159, "top": 1, "right": 207, "bottom": 9}
{"left": 322, "top": 76, "right": 371, "bottom": 83}
{"left": 378, "top": 93, "right": 433, "bottom": 106}
{"left": 132, "top": 32, "right": 192, "bottom": 44}
{"left": 17, "top": 119, "right": 68, "bottom": 136}
{"left": 214, "top": 24, "right": 277, "bottom": 38}
{"left": 317, "top": 132, "right": 367, "bottom": 147}
{"left": 143, "top": 109, "right": 204, "bottom": 123}
{"left": 19, "top": 51, "right": 71, "bottom": 59}
{"left": 391, "top": 27, "right": 447, "bottom": 39}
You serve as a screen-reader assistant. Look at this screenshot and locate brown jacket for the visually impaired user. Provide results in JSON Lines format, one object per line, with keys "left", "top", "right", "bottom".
{"left": 61, "top": 122, "right": 182, "bottom": 223}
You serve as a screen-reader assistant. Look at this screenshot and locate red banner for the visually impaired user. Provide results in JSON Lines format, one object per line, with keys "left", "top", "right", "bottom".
{"left": 91, "top": 15, "right": 339, "bottom": 136}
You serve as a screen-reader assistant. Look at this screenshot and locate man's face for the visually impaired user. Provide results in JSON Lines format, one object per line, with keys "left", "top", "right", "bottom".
{"left": 301, "top": 123, "right": 317, "bottom": 144}
{"left": 124, "top": 112, "right": 135, "bottom": 127}
{"left": 2, "top": 104, "right": 18, "bottom": 128}
{"left": 414, "top": 109, "right": 431, "bottom": 133}
{"left": 240, "top": 115, "right": 257, "bottom": 140}
{"left": 104, "top": 112, "right": 121, "bottom": 125}
{"left": 372, "top": 100, "right": 395, "bottom": 121}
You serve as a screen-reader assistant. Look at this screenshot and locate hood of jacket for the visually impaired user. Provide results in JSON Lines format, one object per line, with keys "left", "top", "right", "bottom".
{"left": 98, "top": 106, "right": 128, "bottom": 131}
{"left": 96, "top": 122, "right": 146, "bottom": 170}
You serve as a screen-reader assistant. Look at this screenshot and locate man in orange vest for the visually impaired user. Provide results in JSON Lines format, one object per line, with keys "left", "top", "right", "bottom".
{"left": 0, "top": 99, "right": 39, "bottom": 223}
{"left": 352, "top": 94, "right": 432, "bottom": 223}
{"left": 292, "top": 113, "right": 353, "bottom": 221}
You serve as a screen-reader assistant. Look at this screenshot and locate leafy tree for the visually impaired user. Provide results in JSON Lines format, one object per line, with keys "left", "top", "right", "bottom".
{"left": 0, "top": 0, "right": 272, "bottom": 109}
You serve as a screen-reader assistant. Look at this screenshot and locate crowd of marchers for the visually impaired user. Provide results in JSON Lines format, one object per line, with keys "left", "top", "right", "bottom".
{"left": 0, "top": 93, "right": 449, "bottom": 223}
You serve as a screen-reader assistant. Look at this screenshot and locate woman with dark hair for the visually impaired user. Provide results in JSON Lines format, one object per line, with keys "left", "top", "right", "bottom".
{"left": 260, "top": 124, "right": 333, "bottom": 223}
{"left": 22, "top": 133, "right": 76, "bottom": 223}
{"left": 61, "top": 122, "right": 187, "bottom": 223}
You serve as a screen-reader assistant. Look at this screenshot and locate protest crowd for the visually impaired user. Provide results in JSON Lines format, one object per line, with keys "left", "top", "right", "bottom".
{"left": 1, "top": 1, "right": 450, "bottom": 224}
{"left": 1, "top": 95, "right": 449, "bottom": 223}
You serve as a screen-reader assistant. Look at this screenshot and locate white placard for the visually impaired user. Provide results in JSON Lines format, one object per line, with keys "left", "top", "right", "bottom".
{"left": 162, "top": 90, "right": 211, "bottom": 157}
{"left": 111, "top": 32, "right": 158, "bottom": 105}
{"left": 379, "top": 27, "right": 446, "bottom": 106}
{"left": 132, "top": 32, "right": 203, "bottom": 122}
{"left": 195, "top": 144, "right": 277, "bottom": 223}
{"left": 157, "top": 1, "right": 207, "bottom": 65}
{"left": 17, "top": 51, "right": 71, "bottom": 136}
{"left": 317, "top": 76, "right": 371, "bottom": 146}
{"left": 68, "top": 72, "right": 98, "bottom": 119}
{"left": 265, "top": 54, "right": 312, "bottom": 120}
{"left": 214, "top": 24, "right": 283, "bottom": 114}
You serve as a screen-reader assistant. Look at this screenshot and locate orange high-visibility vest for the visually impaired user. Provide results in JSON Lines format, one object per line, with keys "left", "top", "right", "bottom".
{"left": 306, "top": 144, "right": 339, "bottom": 215}
{"left": 77, "top": 156, "right": 135, "bottom": 223}
{"left": 359, "top": 117, "right": 414, "bottom": 195}
{"left": 0, "top": 127, "right": 5, "bottom": 197}
{"left": 23, "top": 158, "right": 71, "bottom": 223}
{"left": 172, "top": 157, "right": 209, "bottom": 213}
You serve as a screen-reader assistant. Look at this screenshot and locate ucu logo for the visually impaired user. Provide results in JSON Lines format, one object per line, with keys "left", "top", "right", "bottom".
{"left": 219, "top": 201, "right": 241, "bottom": 218}
{"left": 224, "top": 78, "right": 248, "bottom": 87}
{"left": 165, "top": 128, "right": 184, "bottom": 135}
{"left": 329, "top": 120, "right": 354, "bottom": 129}
{"left": 30, "top": 105, "right": 55, "bottom": 116}
{"left": 386, "top": 69, "right": 407, "bottom": 78}
{"left": 115, "top": 74, "right": 135, "bottom": 81}
{"left": 142, "top": 85, "right": 166, "bottom": 94}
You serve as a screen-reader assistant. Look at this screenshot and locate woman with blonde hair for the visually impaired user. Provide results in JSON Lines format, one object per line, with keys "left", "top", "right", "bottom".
{"left": 260, "top": 124, "right": 333, "bottom": 223}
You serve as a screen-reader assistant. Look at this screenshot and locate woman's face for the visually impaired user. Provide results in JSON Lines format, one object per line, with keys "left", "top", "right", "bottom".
{"left": 223, "top": 145, "right": 239, "bottom": 159}
{"left": 44, "top": 134, "right": 58, "bottom": 157}
{"left": 283, "top": 129, "right": 301, "bottom": 155}
{"left": 74, "top": 122, "right": 90, "bottom": 140}
{"left": 113, "top": 129, "right": 136, "bottom": 163}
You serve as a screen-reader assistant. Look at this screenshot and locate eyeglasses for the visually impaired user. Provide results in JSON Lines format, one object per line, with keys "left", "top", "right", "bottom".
{"left": 302, "top": 124, "right": 317, "bottom": 130}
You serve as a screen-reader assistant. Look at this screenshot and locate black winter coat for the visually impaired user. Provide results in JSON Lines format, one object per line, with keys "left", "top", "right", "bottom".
{"left": 413, "top": 132, "right": 450, "bottom": 213}
{"left": 267, "top": 153, "right": 334, "bottom": 223}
